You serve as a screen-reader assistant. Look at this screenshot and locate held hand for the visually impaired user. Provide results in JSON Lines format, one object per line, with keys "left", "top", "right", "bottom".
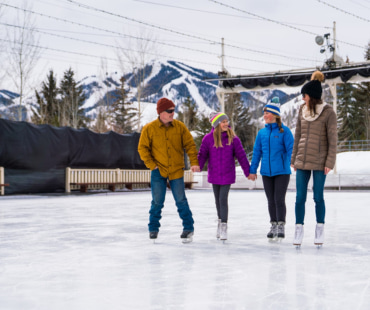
{"left": 248, "top": 174, "right": 257, "bottom": 181}
{"left": 191, "top": 166, "right": 200, "bottom": 172}
{"left": 324, "top": 167, "right": 331, "bottom": 175}
{"left": 291, "top": 164, "right": 297, "bottom": 172}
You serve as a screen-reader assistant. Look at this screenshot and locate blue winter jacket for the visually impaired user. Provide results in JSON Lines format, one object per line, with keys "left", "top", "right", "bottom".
{"left": 250, "top": 123, "right": 294, "bottom": 177}
{"left": 198, "top": 128, "right": 250, "bottom": 185}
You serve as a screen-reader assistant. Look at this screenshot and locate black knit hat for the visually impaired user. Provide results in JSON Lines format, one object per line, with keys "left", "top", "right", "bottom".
{"left": 301, "top": 71, "right": 325, "bottom": 99}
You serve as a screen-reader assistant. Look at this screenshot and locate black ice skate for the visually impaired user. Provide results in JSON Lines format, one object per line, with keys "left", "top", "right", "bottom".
{"left": 149, "top": 231, "right": 158, "bottom": 243}
{"left": 180, "top": 230, "right": 194, "bottom": 243}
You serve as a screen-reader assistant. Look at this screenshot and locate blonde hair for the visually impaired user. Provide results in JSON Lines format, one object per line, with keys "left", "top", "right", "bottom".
{"left": 213, "top": 125, "right": 236, "bottom": 148}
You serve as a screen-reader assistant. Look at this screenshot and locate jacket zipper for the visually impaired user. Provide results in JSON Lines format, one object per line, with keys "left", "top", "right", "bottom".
{"left": 269, "top": 126, "right": 272, "bottom": 176}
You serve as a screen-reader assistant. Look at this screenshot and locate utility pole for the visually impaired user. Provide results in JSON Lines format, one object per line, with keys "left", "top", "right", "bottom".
{"left": 333, "top": 21, "right": 337, "bottom": 67}
{"left": 218, "top": 38, "right": 226, "bottom": 112}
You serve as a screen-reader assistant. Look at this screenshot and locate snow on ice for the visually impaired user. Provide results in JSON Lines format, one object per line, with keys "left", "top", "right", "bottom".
{"left": 0, "top": 152, "right": 370, "bottom": 309}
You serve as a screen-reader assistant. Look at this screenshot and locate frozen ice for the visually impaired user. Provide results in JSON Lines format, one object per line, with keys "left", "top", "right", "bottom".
{"left": 1, "top": 189, "right": 370, "bottom": 309}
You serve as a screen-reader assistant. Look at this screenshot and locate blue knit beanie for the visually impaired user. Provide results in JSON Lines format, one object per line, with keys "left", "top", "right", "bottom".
{"left": 263, "top": 97, "right": 280, "bottom": 116}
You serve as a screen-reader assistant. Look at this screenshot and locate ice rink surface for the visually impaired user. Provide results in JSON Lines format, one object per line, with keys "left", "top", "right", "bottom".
{"left": 1, "top": 189, "right": 370, "bottom": 310}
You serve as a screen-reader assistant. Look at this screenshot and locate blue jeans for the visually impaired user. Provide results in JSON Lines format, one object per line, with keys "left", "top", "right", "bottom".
{"left": 148, "top": 169, "right": 194, "bottom": 232}
{"left": 295, "top": 169, "right": 326, "bottom": 225}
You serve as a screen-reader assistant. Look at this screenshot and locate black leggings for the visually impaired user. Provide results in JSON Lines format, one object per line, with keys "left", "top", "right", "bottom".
{"left": 212, "top": 184, "right": 231, "bottom": 223}
{"left": 262, "top": 174, "right": 290, "bottom": 223}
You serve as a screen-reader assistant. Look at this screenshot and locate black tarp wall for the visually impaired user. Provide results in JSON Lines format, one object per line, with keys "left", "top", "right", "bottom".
{"left": 0, "top": 119, "right": 146, "bottom": 194}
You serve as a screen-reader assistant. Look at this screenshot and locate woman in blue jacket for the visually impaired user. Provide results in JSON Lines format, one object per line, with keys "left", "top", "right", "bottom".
{"left": 248, "top": 97, "right": 294, "bottom": 240}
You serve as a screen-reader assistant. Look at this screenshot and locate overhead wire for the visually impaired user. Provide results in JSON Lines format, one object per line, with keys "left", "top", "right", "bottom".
{"left": 0, "top": 2, "right": 320, "bottom": 72}
{"left": 317, "top": 0, "right": 370, "bottom": 22}
{"left": 209, "top": 0, "right": 365, "bottom": 49}
{"left": 60, "top": 0, "right": 320, "bottom": 62}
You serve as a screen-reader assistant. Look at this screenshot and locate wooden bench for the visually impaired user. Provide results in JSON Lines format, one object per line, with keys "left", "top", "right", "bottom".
{"left": 69, "top": 181, "right": 198, "bottom": 192}
{"left": 0, "top": 183, "right": 9, "bottom": 196}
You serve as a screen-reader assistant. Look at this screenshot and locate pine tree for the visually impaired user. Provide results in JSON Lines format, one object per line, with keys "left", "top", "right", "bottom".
{"left": 32, "top": 90, "right": 48, "bottom": 125}
{"left": 225, "top": 93, "right": 254, "bottom": 154}
{"left": 111, "top": 76, "right": 136, "bottom": 133}
{"left": 364, "top": 41, "right": 370, "bottom": 61}
{"left": 337, "top": 83, "right": 361, "bottom": 141}
{"left": 353, "top": 82, "right": 370, "bottom": 140}
{"left": 31, "top": 70, "right": 59, "bottom": 126}
{"left": 59, "top": 68, "right": 88, "bottom": 128}
{"left": 177, "top": 97, "right": 198, "bottom": 131}
{"left": 193, "top": 114, "right": 212, "bottom": 170}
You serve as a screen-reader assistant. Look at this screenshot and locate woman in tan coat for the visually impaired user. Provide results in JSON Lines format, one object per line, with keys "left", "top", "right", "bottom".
{"left": 291, "top": 71, "right": 337, "bottom": 247}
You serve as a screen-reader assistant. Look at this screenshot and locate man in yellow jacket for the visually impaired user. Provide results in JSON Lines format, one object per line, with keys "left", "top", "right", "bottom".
{"left": 138, "top": 98, "right": 200, "bottom": 242}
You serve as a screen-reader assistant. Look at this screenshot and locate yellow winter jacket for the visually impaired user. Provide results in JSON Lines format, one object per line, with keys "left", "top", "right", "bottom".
{"left": 138, "top": 118, "right": 199, "bottom": 180}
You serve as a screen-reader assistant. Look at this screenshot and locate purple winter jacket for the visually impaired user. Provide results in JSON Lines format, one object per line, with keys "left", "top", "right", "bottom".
{"left": 198, "top": 128, "right": 250, "bottom": 185}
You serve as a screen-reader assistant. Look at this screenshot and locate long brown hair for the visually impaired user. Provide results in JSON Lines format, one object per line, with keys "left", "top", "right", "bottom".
{"left": 213, "top": 125, "right": 235, "bottom": 148}
{"left": 276, "top": 116, "right": 284, "bottom": 133}
{"left": 307, "top": 97, "right": 323, "bottom": 116}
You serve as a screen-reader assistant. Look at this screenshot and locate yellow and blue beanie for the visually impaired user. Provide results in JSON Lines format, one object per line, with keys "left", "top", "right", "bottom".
{"left": 209, "top": 111, "right": 229, "bottom": 128}
{"left": 263, "top": 97, "right": 280, "bottom": 116}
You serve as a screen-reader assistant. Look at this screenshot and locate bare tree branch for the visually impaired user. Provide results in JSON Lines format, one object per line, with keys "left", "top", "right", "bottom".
{"left": 5, "top": 0, "right": 42, "bottom": 121}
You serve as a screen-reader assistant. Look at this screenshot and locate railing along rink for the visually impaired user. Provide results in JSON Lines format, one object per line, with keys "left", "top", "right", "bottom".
{"left": 192, "top": 170, "right": 370, "bottom": 191}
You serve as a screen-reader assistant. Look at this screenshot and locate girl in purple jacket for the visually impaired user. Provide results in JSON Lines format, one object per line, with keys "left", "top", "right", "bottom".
{"left": 198, "top": 112, "right": 250, "bottom": 241}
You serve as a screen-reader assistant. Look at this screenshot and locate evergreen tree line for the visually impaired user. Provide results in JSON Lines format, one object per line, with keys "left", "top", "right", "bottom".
{"left": 336, "top": 42, "right": 370, "bottom": 141}
{"left": 32, "top": 69, "right": 136, "bottom": 132}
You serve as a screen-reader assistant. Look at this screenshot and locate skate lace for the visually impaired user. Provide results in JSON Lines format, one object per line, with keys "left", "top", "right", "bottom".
{"left": 295, "top": 226, "right": 302, "bottom": 238}
{"left": 270, "top": 224, "right": 277, "bottom": 234}
{"left": 278, "top": 224, "right": 284, "bottom": 234}
{"left": 315, "top": 226, "right": 324, "bottom": 238}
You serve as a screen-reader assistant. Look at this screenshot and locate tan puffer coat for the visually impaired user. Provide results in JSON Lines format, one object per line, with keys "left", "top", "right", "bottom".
{"left": 291, "top": 103, "right": 337, "bottom": 170}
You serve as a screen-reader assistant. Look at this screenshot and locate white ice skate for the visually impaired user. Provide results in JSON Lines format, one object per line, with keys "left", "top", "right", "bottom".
{"left": 314, "top": 223, "right": 324, "bottom": 247}
{"left": 293, "top": 224, "right": 304, "bottom": 248}
{"left": 216, "top": 219, "right": 221, "bottom": 239}
{"left": 220, "top": 222, "right": 227, "bottom": 243}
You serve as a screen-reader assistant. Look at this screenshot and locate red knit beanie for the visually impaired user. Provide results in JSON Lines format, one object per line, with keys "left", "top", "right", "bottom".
{"left": 156, "top": 98, "right": 175, "bottom": 114}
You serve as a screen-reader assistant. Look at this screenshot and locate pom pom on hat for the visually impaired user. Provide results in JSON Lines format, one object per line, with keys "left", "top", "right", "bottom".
{"left": 301, "top": 70, "right": 324, "bottom": 99}
{"left": 209, "top": 111, "right": 229, "bottom": 128}
{"left": 263, "top": 99, "right": 280, "bottom": 116}
{"left": 311, "top": 70, "right": 325, "bottom": 82}
{"left": 156, "top": 98, "right": 175, "bottom": 114}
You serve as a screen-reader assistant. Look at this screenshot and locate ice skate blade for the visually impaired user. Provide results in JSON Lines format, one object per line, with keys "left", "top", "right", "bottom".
{"left": 293, "top": 244, "right": 301, "bottom": 249}
{"left": 269, "top": 237, "right": 283, "bottom": 243}
{"left": 182, "top": 237, "right": 193, "bottom": 244}
{"left": 315, "top": 243, "right": 323, "bottom": 248}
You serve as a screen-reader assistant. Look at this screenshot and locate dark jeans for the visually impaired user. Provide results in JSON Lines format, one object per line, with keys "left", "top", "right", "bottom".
{"left": 212, "top": 184, "right": 231, "bottom": 223}
{"left": 262, "top": 174, "right": 290, "bottom": 223}
{"left": 295, "top": 169, "right": 326, "bottom": 225}
{"left": 148, "top": 169, "right": 194, "bottom": 232}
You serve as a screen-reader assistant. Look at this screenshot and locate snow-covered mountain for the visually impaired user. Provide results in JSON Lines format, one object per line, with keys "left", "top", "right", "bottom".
{"left": 0, "top": 60, "right": 300, "bottom": 125}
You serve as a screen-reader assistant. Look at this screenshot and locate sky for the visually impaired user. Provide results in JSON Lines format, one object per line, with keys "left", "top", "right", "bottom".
{"left": 0, "top": 0, "right": 369, "bottom": 92}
